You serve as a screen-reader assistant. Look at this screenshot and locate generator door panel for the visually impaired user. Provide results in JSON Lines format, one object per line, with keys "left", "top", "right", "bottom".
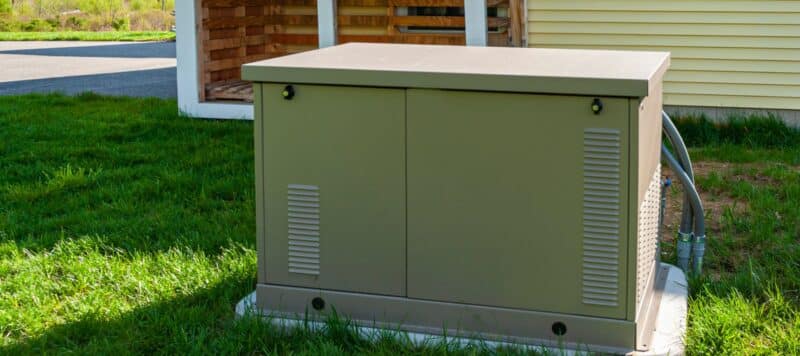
{"left": 406, "top": 89, "right": 630, "bottom": 319}
{"left": 260, "top": 83, "right": 407, "bottom": 296}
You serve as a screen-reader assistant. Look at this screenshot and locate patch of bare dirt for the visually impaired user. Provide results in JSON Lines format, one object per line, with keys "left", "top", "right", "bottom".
{"left": 659, "top": 161, "right": 799, "bottom": 276}
{"left": 662, "top": 162, "right": 750, "bottom": 239}
{"left": 660, "top": 162, "right": 753, "bottom": 275}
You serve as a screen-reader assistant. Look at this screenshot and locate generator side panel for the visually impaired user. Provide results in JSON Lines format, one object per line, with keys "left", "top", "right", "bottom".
{"left": 255, "top": 83, "right": 267, "bottom": 284}
{"left": 406, "top": 89, "right": 630, "bottom": 319}
{"left": 259, "top": 83, "right": 407, "bottom": 297}
{"left": 637, "top": 82, "right": 664, "bottom": 206}
{"left": 630, "top": 82, "right": 665, "bottom": 350}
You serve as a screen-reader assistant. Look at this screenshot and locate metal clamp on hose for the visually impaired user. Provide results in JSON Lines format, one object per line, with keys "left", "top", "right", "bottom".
{"left": 676, "top": 232, "right": 693, "bottom": 273}
{"left": 692, "top": 234, "right": 707, "bottom": 275}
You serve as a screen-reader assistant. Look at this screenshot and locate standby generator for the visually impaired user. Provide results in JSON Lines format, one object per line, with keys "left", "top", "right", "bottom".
{"left": 241, "top": 43, "right": 692, "bottom": 354}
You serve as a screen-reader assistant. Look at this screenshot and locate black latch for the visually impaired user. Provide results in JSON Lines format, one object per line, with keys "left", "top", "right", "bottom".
{"left": 591, "top": 98, "right": 603, "bottom": 115}
{"left": 282, "top": 85, "right": 295, "bottom": 100}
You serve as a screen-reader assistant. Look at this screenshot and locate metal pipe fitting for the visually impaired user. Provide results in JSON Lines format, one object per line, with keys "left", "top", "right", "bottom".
{"left": 692, "top": 234, "right": 707, "bottom": 275}
{"left": 661, "top": 145, "right": 706, "bottom": 274}
{"left": 676, "top": 232, "right": 693, "bottom": 273}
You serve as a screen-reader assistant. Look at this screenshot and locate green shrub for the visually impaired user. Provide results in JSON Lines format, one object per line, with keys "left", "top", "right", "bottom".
{"left": 66, "top": 15, "right": 87, "bottom": 30}
{"left": 0, "top": 0, "right": 11, "bottom": 14}
{"left": 85, "top": 15, "right": 108, "bottom": 31}
{"left": 723, "top": 115, "right": 798, "bottom": 148}
{"left": 130, "top": 0, "right": 146, "bottom": 11}
{"left": 130, "top": 9, "right": 171, "bottom": 31}
{"left": 0, "top": 0, "right": 174, "bottom": 32}
{"left": 0, "top": 16, "right": 17, "bottom": 31}
{"left": 111, "top": 16, "right": 129, "bottom": 31}
{"left": 45, "top": 17, "right": 59, "bottom": 28}
{"left": 21, "top": 18, "right": 54, "bottom": 31}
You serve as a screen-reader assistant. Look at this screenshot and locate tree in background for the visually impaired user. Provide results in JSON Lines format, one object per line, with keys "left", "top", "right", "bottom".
{"left": 0, "top": 0, "right": 11, "bottom": 14}
{"left": 1, "top": 0, "right": 175, "bottom": 31}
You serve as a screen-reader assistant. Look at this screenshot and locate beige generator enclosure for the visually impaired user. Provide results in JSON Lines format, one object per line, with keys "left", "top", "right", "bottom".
{"left": 243, "top": 43, "right": 672, "bottom": 353}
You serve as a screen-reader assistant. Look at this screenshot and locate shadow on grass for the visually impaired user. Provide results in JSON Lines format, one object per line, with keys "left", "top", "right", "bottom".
{"left": 0, "top": 93, "right": 255, "bottom": 256}
{"left": 0, "top": 272, "right": 259, "bottom": 354}
{"left": 0, "top": 275, "right": 538, "bottom": 355}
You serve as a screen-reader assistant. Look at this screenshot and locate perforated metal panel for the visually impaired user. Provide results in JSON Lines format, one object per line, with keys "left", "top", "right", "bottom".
{"left": 287, "top": 184, "right": 320, "bottom": 276}
{"left": 582, "top": 128, "right": 622, "bottom": 307}
{"left": 636, "top": 167, "right": 662, "bottom": 308}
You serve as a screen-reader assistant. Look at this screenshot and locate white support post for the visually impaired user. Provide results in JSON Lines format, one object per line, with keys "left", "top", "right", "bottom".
{"left": 176, "top": 0, "right": 253, "bottom": 120}
{"left": 464, "top": 0, "right": 488, "bottom": 46}
{"left": 317, "top": 0, "right": 338, "bottom": 48}
{"left": 175, "top": 0, "right": 200, "bottom": 114}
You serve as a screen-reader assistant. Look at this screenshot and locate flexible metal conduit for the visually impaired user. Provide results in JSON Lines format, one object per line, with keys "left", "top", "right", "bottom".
{"left": 662, "top": 112, "right": 695, "bottom": 231}
{"left": 661, "top": 111, "right": 707, "bottom": 274}
{"left": 662, "top": 112, "right": 696, "bottom": 272}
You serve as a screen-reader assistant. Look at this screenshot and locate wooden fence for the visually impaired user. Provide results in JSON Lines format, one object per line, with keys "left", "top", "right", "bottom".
{"left": 199, "top": 0, "right": 525, "bottom": 102}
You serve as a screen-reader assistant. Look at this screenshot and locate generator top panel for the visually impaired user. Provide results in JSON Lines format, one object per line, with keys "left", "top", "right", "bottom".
{"left": 242, "top": 43, "right": 669, "bottom": 98}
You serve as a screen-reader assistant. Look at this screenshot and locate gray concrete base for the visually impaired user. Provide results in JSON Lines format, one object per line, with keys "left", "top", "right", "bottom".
{"left": 236, "top": 263, "right": 687, "bottom": 355}
{"left": 636, "top": 263, "right": 688, "bottom": 356}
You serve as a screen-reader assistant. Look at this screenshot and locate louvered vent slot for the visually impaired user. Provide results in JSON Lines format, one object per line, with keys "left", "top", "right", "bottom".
{"left": 288, "top": 184, "right": 320, "bottom": 275}
{"left": 582, "top": 128, "right": 622, "bottom": 307}
{"left": 636, "top": 166, "right": 662, "bottom": 310}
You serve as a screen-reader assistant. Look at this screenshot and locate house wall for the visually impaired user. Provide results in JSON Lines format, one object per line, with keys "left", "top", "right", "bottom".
{"left": 527, "top": 0, "right": 800, "bottom": 112}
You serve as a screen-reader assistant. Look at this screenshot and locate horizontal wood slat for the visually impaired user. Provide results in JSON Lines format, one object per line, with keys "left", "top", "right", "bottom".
{"left": 266, "top": 32, "right": 508, "bottom": 45}
{"left": 340, "top": 0, "right": 388, "bottom": 5}
{"left": 306, "top": 0, "right": 510, "bottom": 7}
{"left": 340, "top": 15, "right": 388, "bottom": 26}
{"left": 204, "top": 15, "right": 317, "bottom": 29}
{"left": 206, "top": 80, "right": 255, "bottom": 102}
{"left": 206, "top": 34, "right": 320, "bottom": 50}
{"left": 388, "top": 0, "right": 509, "bottom": 7}
{"left": 389, "top": 15, "right": 508, "bottom": 27}
{"left": 205, "top": 0, "right": 315, "bottom": 6}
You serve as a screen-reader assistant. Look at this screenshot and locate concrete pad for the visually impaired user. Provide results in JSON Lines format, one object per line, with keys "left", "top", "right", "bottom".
{"left": 235, "top": 262, "right": 687, "bottom": 355}
{"left": 636, "top": 264, "right": 688, "bottom": 356}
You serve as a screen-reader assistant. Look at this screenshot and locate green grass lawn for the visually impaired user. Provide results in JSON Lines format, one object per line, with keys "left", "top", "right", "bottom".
{"left": 0, "top": 31, "right": 175, "bottom": 42}
{"left": 0, "top": 93, "right": 798, "bottom": 354}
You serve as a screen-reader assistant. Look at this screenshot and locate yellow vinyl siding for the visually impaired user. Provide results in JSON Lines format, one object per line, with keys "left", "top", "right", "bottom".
{"left": 528, "top": 0, "right": 800, "bottom": 110}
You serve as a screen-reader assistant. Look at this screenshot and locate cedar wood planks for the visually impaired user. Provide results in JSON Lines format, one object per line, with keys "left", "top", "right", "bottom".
{"left": 200, "top": 0, "right": 523, "bottom": 102}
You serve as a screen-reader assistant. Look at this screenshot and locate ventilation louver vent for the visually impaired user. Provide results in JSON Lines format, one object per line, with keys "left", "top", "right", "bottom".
{"left": 287, "top": 184, "right": 320, "bottom": 275}
{"left": 636, "top": 166, "right": 662, "bottom": 310}
{"left": 581, "top": 128, "right": 622, "bottom": 307}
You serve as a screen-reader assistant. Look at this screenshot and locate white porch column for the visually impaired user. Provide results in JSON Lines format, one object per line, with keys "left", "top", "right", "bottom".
{"left": 464, "top": 0, "right": 488, "bottom": 46}
{"left": 317, "top": 0, "right": 338, "bottom": 47}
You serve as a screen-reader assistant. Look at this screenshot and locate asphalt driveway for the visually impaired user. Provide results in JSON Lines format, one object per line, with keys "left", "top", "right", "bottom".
{"left": 0, "top": 41, "right": 176, "bottom": 98}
